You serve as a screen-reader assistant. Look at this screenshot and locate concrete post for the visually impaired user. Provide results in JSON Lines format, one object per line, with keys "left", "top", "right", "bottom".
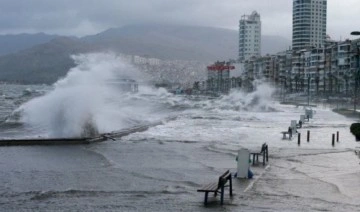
{"left": 307, "top": 130, "right": 310, "bottom": 142}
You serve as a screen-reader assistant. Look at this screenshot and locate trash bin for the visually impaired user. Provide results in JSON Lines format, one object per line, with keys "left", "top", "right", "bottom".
{"left": 305, "top": 109, "right": 313, "bottom": 119}
{"left": 300, "top": 115, "right": 305, "bottom": 123}
{"left": 237, "top": 148, "right": 250, "bottom": 178}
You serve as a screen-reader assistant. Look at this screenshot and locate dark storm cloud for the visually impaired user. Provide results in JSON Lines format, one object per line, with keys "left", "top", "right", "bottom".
{"left": 0, "top": 0, "right": 291, "bottom": 35}
{"left": 0, "top": 0, "right": 358, "bottom": 39}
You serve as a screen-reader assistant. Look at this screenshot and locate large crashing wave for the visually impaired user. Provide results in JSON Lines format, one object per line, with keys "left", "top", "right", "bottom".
{"left": 14, "top": 52, "right": 163, "bottom": 137}
{"left": 219, "top": 81, "right": 276, "bottom": 112}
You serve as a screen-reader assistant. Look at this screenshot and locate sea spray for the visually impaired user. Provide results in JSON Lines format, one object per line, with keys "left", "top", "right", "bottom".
{"left": 7, "top": 56, "right": 277, "bottom": 138}
{"left": 197, "top": 80, "right": 277, "bottom": 112}
{"left": 17, "top": 52, "right": 163, "bottom": 137}
{"left": 240, "top": 80, "right": 276, "bottom": 111}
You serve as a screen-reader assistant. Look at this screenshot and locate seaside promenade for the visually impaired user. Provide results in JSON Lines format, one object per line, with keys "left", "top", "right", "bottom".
{"left": 0, "top": 104, "right": 359, "bottom": 211}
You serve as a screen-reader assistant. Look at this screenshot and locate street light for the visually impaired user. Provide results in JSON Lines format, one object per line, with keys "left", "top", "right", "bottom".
{"left": 350, "top": 31, "right": 360, "bottom": 113}
{"left": 307, "top": 76, "right": 310, "bottom": 106}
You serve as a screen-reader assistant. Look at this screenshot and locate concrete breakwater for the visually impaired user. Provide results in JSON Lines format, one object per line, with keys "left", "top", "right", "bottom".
{"left": 0, "top": 118, "right": 174, "bottom": 146}
{"left": 0, "top": 137, "right": 94, "bottom": 146}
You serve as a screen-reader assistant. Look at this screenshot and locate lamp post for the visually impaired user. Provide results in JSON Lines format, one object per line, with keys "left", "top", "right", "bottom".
{"left": 350, "top": 31, "right": 360, "bottom": 113}
{"left": 307, "top": 76, "right": 310, "bottom": 106}
{"left": 353, "top": 55, "right": 359, "bottom": 112}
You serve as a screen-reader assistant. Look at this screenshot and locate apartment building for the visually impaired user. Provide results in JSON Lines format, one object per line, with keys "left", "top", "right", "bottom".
{"left": 239, "top": 11, "right": 261, "bottom": 62}
{"left": 292, "top": 0, "right": 327, "bottom": 50}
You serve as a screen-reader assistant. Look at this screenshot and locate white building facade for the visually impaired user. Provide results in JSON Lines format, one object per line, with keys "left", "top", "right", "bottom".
{"left": 292, "top": 0, "right": 327, "bottom": 50}
{"left": 239, "top": 11, "right": 261, "bottom": 62}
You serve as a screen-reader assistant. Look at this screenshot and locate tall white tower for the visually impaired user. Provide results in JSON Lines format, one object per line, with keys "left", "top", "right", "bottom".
{"left": 238, "top": 11, "right": 261, "bottom": 62}
{"left": 292, "top": 0, "right": 327, "bottom": 50}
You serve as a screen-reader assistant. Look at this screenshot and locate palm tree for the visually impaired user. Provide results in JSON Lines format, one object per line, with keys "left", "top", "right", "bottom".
{"left": 294, "top": 74, "right": 299, "bottom": 92}
{"left": 343, "top": 75, "right": 349, "bottom": 96}
{"left": 236, "top": 77, "right": 242, "bottom": 88}
{"left": 315, "top": 75, "right": 320, "bottom": 96}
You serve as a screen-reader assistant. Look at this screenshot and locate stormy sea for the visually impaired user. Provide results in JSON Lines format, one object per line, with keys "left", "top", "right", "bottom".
{"left": 0, "top": 53, "right": 359, "bottom": 211}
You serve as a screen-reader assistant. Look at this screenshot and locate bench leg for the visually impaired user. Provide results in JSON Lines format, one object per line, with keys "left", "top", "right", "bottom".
{"left": 263, "top": 152, "right": 265, "bottom": 166}
{"left": 204, "top": 192, "right": 208, "bottom": 205}
{"left": 220, "top": 186, "right": 224, "bottom": 205}
{"left": 252, "top": 154, "right": 255, "bottom": 165}
{"left": 229, "top": 176, "right": 233, "bottom": 196}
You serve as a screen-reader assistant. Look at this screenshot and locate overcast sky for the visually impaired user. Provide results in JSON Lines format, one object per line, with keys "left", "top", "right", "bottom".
{"left": 0, "top": 0, "right": 359, "bottom": 40}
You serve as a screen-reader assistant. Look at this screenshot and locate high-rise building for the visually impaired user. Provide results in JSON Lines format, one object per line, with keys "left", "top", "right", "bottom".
{"left": 239, "top": 11, "right": 261, "bottom": 62}
{"left": 292, "top": 0, "right": 327, "bottom": 50}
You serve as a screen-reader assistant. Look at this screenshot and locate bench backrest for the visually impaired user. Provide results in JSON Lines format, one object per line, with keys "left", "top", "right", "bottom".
{"left": 260, "top": 143, "right": 268, "bottom": 153}
{"left": 217, "top": 170, "right": 231, "bottom": 189}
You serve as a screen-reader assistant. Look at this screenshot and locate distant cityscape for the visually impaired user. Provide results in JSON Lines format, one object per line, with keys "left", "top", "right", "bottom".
{"left": 118, "top": 53, "right": 207, "bottom": 90}
{"left": 74, "top": 0, "right": 359, "bottom": 101}
{"left": 203, "top": 0, "right": 360, "bottom": 102}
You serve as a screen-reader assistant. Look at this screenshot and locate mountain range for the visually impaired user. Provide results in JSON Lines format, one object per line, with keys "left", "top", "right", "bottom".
{"left": 0, "top": 24, "right": 290, "bottom": 84}
{"left": 0, "top": 33, "right": 59, "bottom": 56}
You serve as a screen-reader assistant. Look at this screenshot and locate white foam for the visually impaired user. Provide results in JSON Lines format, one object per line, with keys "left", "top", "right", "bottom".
{"left": 17, "top": 52, "right": 168, "bottom": 137}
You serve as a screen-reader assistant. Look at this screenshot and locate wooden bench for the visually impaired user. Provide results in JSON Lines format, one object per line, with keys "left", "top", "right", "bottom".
{"left": 197, "top": 170, "right": 233, "bottom": 205}
{"left": 296, "top": 120, "right": 303, "bottom": 129}
{"left": 250, "top": 143, "right": 268, "bottom": 166}
{"left": 281, "top": 131, "right": 292, "bottom": 139}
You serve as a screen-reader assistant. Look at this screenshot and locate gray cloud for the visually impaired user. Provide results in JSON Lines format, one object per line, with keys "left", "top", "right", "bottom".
{"left": 0, "top": 0, "right": 358, "bottom": 40}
